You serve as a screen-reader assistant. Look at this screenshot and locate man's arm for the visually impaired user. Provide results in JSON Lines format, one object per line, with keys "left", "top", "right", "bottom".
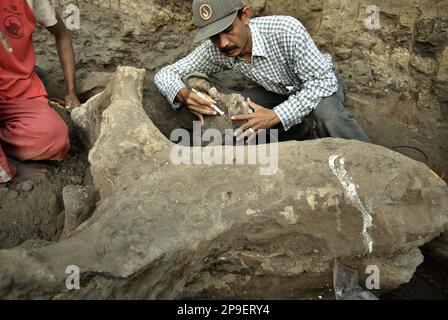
{"left": 232, "top": 18, "right": 337, "bottom": 136}
{"left": 273, "top": 20, "right": 338, "bottom": 131}
{"left": 46, "top": 14, "right": 80, "bottom": 109}
{"left": 155, "top": 42, "right": 227, "bottom": 109}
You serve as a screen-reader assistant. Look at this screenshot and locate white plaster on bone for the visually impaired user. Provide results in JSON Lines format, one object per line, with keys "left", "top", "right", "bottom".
{"left": 329, "top": 155, "right": 374, "bottom": 253}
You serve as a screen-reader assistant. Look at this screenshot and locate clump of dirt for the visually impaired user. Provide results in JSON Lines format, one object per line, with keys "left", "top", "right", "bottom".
{"left": 382, "top": 253, "right": 448, "bottom": 300}
{"left": 0, "top": 105, "right": 94, "bottom": 250}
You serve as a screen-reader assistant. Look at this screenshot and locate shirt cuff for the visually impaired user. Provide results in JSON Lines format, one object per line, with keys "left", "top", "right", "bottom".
{"left": 43, "top": 16, "right": 58, "bottom": 27}
{"left": 274, "top": 103, "right": 301, "bottom": 131}
{"left": 34, "top": 1, "right": 58, "bottom": 27}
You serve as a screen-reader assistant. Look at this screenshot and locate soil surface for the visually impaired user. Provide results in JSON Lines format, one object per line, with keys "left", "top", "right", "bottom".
{"left": 0, "top": 105, "right": 93, "bottom": 250}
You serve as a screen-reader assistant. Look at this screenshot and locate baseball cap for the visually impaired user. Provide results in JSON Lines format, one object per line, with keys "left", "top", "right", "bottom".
{"left": 192, "top": 0, "right": 245, "bottom": 42}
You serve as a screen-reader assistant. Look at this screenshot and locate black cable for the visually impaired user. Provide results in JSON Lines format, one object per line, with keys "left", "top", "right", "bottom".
{"left": 391, "top": 145, "right": 431, "bottom": 166}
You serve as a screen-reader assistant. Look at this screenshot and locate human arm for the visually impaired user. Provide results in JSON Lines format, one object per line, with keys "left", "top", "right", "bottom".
{"left": 273, "top": 20, "right": 338, "bottom": 131}
{"left": 46, "top": 14, "right": 80, "bottom": 109}
{"left": 154, "top": 42, "right": 227, "bottom": 122}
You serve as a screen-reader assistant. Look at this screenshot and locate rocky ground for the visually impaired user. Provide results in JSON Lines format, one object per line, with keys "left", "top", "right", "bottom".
{"left": 0, "top": 0, "right": 447, "bottom": 299}
{"left": 0, "top": 106, "right": 93, "bottom": 250}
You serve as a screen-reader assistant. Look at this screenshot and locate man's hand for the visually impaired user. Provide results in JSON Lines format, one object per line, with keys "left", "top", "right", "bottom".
{"left": 0, "top": 31, "right": 13, "bottom": 53}
{"left": 231, "top": 98, "right": 281, "bottom": 141}
{"left": 65, "top": 91, "right": 81, "bottom": 109}
{"left": 176, "top": 87, "right": 218, "bottom": 126}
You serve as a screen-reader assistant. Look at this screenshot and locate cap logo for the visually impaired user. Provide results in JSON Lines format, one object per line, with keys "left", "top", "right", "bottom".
{"left": 199, "top": 4, "right": 213, "bottom": 21}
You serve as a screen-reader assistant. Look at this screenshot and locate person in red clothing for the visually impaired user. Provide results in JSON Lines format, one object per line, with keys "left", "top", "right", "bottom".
{"left": 0, "top": 0, "right": 80, "bottom": 183}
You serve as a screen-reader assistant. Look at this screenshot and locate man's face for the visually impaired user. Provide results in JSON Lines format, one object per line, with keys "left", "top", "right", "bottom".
{"left": 210, "top": 14, "right": 250, "bottom": 58}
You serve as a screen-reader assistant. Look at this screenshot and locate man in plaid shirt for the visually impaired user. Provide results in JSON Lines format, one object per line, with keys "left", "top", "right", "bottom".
{"left": 155, "top": 0, "right": 369, "bottom": 142}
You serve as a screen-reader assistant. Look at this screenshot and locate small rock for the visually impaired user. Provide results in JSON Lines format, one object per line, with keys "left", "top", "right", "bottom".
{"left": 0, "top": 187, "right": 8, "bottom": 196}
{"left": 6, "top": 190, "right": 18, "bottom": 200}
{"left": 155, "top": 42, "right": 167, "bottom": 50}
{"left": 70, "top": 176, "right": 83, "bottom": 185}
{"left": 61, "top": 185, "right": 96, "bottom": 239}
{"left": 21, "top": 181, "right": 34, "bottom": 192}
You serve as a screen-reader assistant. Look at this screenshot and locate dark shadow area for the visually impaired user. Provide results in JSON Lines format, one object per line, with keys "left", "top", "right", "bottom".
{"left": 382, "top": 253, "right": 448, "bottom": 300}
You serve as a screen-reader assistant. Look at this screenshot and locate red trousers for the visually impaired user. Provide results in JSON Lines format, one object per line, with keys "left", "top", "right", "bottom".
{"left": 0, "top": 98, "right": 70, "bottom": 183}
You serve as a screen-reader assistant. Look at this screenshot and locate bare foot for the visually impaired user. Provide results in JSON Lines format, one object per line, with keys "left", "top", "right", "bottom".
{"left": 7, "top": 159, "right": 49, "bottom": 183}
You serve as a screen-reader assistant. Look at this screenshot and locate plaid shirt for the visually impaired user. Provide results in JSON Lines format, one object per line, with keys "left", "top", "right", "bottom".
{"left": 155, "top": 15, "right": 338, "bottom": 131}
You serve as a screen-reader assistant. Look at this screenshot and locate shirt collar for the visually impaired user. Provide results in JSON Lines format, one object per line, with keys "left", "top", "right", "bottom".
{"left": 249, "top": 23, "right": 268, "bottom": 58}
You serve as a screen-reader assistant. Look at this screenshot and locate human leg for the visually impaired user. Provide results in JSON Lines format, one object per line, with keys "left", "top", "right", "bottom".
{"left": 0, "top": 98, "right": 70, "bottom": 163}
{"left": 312, "top": 75, "right": 370, "bottom": 142}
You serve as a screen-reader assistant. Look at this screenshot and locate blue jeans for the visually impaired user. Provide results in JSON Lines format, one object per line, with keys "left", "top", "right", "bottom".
{"left": 35, "top": 66, "right": 48, "bottom": 88}
{"left": 240, "top": 74, "right": 370, "bottom": 143}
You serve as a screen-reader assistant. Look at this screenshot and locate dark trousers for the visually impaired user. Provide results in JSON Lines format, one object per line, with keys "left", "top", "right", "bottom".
{"left": 35, "top": 66, "right": 48, "bottom": 88}
{"left": 240, "top": 74, "right": 370, "bottom": 143}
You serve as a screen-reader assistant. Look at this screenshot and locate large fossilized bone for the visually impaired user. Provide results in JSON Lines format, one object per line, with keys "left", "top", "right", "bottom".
{"left": 0, "top": 67, "right": 446, "bottom": 299}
